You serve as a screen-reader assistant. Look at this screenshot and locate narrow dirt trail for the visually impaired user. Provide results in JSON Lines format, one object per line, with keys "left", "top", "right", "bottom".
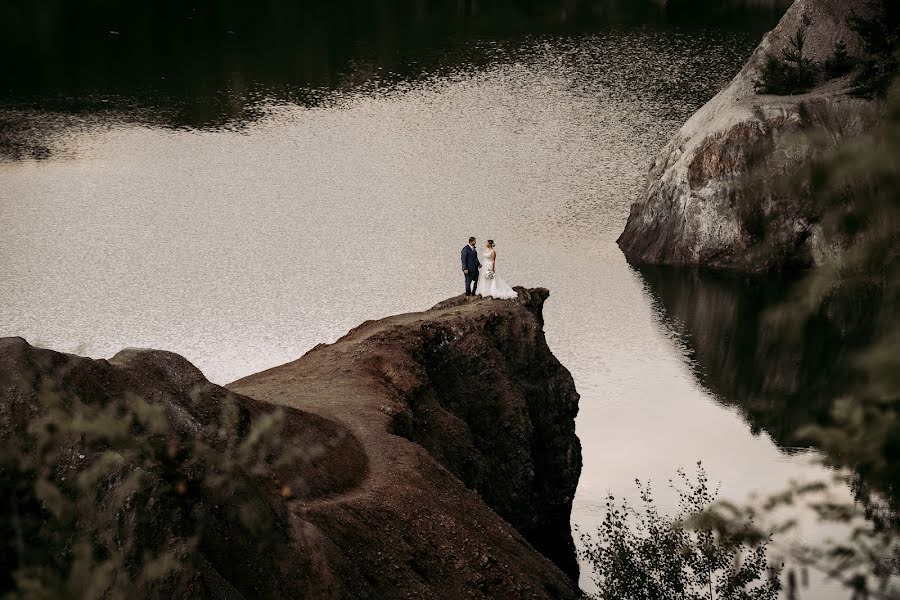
{"left": 228, "top": 296, "right": 489, "bottom": 507}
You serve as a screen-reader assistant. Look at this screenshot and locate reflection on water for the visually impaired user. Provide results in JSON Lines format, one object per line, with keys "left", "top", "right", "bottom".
{"left": 3, "top": 0, "right": 788, "bottom": 109}
{"left": 0, "top": 28, "right": 764, "bottom": 163}
{"left": 634, "top": 264, "right": 875, "bottom": 448}
{"left": 1, "top": 0, "right": 789, "bottom": 157}
{"left": 0, "top": 28, "right": 761, "bottom": 381}
{"left": 628, "top": 265, "right": 886, "bottom": 599}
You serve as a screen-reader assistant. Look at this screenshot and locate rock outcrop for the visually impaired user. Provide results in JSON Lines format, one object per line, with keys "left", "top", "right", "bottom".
{"left": 617, "top": 0, "right": 881, "bottom": 271}
{"left": 0, "top": 338, "right": 370, "bottom": 599}
{"left": 229, "top": 287, "right": 583, "bottom": 594}
{"left": 0, "top": 288, "right": 581, "bottom": 599}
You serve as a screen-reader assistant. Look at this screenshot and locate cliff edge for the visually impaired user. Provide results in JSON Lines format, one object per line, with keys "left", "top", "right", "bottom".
{"left": 0, "top": 288, "right": 581, "bottom": 599}
{"left": 229, "top": 287, "right": 582, "bottom": 595}
{"left": 617, "top": 0, "right": 881, "bottom": 271}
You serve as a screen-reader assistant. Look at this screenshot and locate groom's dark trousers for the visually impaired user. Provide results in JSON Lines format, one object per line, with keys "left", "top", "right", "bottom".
{"left": 465, "top": 271, "right": 478, "bottom": 296}
{"left": 461, "top": 244, "right": 479, "bottom": 296}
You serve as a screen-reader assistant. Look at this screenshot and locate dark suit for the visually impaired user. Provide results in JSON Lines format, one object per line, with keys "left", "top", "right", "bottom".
{"left": 461, "top": 244, "right": 480, "bottom": 296}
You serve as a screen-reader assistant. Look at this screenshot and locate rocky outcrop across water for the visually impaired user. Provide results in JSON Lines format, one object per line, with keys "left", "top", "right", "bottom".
{"left": 617, "top": 0, "right": 881, "bottom": 271}
{"left": 0, "top": 288, "right": 581, "bottom": 599}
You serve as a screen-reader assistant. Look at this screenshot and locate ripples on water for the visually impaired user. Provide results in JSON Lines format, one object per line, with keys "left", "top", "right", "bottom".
{"left": 0, "top": 26, "right": 850, "bottom": 599}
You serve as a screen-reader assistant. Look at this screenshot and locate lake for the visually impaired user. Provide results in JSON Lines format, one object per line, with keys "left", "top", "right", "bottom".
{"left": 0, "top": 1, "right": 853, "bottom": 597}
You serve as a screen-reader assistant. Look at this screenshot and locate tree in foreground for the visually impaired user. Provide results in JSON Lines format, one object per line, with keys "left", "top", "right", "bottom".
{"left": 702, "top": 76, "right": 900, "bottom": 598}
{"left": 579, "top": 464, "right": 780, "bottom": 600}
{"left": 752, "top": 75, "right": 900, "bottom": 599}
{"left": 0, "top": 383, "right": 317, "bottom": 599}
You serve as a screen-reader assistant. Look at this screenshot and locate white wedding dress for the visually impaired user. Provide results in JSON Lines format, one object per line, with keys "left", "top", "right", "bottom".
{"left": 477, "top": 249, "right": 517, "bottom": 300}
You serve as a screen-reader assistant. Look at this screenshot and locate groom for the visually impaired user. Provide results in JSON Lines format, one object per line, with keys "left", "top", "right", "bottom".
{"left": 461, "top": 236, "right": 481, "bottom": 297}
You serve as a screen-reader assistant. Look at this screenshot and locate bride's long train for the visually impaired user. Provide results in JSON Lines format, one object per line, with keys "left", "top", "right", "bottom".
{"left": 477, "top": 262, "right": 517, "bottom": 299}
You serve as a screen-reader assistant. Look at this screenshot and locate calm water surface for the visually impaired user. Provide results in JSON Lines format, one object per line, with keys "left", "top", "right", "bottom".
{"left": 1, "top": 19, "right": 850, "bottom": 598}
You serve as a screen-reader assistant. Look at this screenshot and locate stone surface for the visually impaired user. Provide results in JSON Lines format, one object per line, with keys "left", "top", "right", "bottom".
{"left": 229, "top": 287, "right": 583, "bottom": 597}
{"left": 0, "top": 287, "right": 581, "bottom": 599}
{"left": 617, "top": 0, "right": 881, "bottom": 271}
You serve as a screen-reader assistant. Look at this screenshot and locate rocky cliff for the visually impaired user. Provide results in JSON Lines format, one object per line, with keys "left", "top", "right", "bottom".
{"left": 0, "top": 288, "right": 581, "bottom": 599}
{"left": 617, "top": 0, "right": 881, "bottom": 271}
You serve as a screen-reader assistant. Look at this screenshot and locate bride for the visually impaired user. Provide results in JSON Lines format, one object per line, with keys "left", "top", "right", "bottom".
{"left": 477, "top": 240, "right": 518, "bottom": 300}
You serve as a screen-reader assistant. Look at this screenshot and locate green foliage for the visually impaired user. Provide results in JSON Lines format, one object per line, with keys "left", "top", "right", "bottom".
{"left": 849, "top": 0, "right": 900, "bottom": 98}
{"left": 824, "top": 40, "right": 856, "bottom": 80}
{"left": 754, "top": 1, "right": 900, "bottom": 97}
{"left": 771, "top": 80, "right": 900, "bottom": 496}
{"left": 715, "top": 77, "right": 900, "bottom": 598}
{"left": 703, "top": 478, "right": 900, "bottom": 598}
{"left": 754, "top": 19, "right": 820, "bottom": 96}
{"left": 579, "top": 464, "right": 780, "bottom": 600}
{"left": 0, "top": 385, "right": 316, "bottom": 599}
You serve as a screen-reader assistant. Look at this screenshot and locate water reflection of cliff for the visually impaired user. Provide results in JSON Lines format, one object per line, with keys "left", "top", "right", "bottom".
{"left": 0, "top": 0, "right": 790, "bottom": 160}
{"left": 2, "top": 1, "right": 789, "bottom": 116}
{"left": 634, "top": 264, "right": 875, "bottom": 449}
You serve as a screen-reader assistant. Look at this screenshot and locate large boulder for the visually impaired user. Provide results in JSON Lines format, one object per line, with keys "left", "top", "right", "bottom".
{"left": 617, "top": 0, "right": 881, "bottom": 271}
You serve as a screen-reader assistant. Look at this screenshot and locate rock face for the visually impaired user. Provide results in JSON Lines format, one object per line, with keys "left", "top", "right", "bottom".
{"left": 617, "top": 0, "right": 880, "bottom": 271}
{"left": 0, "top": 338, "right": 370, "bottom": 599}
{"left": 0, "top": 288, "right": 581, "bottom": 599}
{"left": 229, "top": 287, "right": 583, "bottom": 596}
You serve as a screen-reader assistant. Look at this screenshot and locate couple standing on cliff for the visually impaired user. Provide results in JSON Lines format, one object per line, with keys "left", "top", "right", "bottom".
{"left": 460, "top": 236, "right": 518, "bottom": 300}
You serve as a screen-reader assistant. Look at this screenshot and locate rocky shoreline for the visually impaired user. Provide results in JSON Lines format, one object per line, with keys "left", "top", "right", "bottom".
{"left": 0, "top": 288, "right": 581, "bottom": 599}
{"left": 617, "top": 0, "right": 881, "bottom": 272}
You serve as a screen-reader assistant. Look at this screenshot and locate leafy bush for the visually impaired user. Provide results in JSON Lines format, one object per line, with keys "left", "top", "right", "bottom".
{"left": 717, "top": 77, "right": 900, "bottom": 598}
{"left": 754, "top": 20, "right": 820, "bottom": 96}
{"left": 774, "top": 79, "right": 900, "bottom": 511}
{"left": 579, "top": 464, "right": 780, "bottom": 600}
{"left": 0, "top": 385, "right": 316, "bottom": 598}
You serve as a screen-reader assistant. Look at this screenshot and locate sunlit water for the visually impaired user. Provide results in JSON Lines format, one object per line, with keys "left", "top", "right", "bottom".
{"left": 1, "top": 30, "right": 848, "bottom": 597}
